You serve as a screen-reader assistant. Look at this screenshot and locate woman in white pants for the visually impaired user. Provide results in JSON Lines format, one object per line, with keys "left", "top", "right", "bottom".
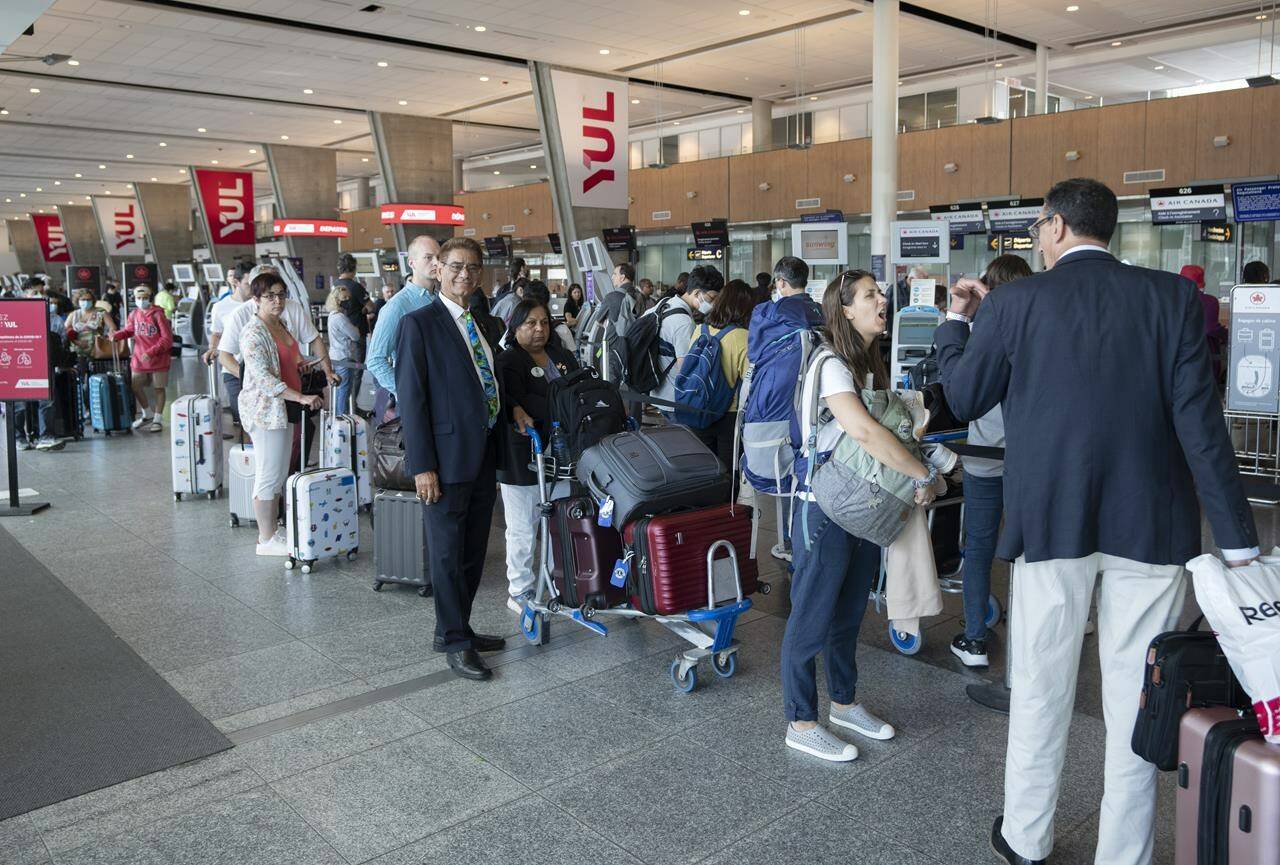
{"left": 494, "top": 299, "right": 578, "bottom": 610}
{"left": 237, "top": 273, "right": 323, "bottom": 555}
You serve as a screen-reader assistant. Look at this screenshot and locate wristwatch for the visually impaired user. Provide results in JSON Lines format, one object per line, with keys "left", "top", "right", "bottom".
{"left": 945, "top": 311, "right": 972, "bottom": 324}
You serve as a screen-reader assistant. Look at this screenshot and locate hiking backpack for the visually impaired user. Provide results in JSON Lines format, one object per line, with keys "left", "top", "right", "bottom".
{"left": 620, "top": 297, "right": 690, "bottom": 393}
{"left": 672, "top": 324, "right": 738, "bottom": 429}
{"left": 735, "top": 327, "right": 817, "bottom": 495}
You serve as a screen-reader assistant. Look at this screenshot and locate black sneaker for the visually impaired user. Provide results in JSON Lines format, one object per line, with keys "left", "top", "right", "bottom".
{"left": 950, "top": 634, "right": 989, "bottom": 667}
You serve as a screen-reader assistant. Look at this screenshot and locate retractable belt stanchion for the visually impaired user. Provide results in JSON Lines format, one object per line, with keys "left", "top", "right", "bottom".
{"left": 2, "top": 400, "right": 51, "bottom": 517}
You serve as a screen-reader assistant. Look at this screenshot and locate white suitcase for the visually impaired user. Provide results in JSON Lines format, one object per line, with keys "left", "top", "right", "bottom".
{"left": 227, "top": 443, "right": 257, "bottom": 528}
{"left": 284, "top": 421, "right": 359, "bottom": 573}
{"left": 320, "top": 405, "right": 372, "bottom": 510}
{"left": 171, "top": 365, "right": 223, "bottom": 500}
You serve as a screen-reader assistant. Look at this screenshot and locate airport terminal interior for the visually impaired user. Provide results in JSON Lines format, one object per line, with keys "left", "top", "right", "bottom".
{"left": 2, "top": 2, "right": 1280, "bottom": 864}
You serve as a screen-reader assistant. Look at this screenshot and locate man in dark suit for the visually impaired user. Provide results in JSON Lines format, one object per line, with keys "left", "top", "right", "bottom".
{"left": 935, "top": 178, "right": 1258, "bottom": 865}
{"left": 395, "top": 236, "right": 506, "bottom": 681}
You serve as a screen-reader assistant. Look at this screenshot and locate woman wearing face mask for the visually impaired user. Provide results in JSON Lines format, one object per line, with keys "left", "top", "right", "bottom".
{"left": 65, "top": 288, "right": 117, "bottom": 412}
{"left": 325, "top": 284, "right": 362, "bottom": 414}
{"left": 111, "top": 285, "right": 174, "bottom": 432}
{"left": 780, "top": 270, "right": 938, "bottom": 763}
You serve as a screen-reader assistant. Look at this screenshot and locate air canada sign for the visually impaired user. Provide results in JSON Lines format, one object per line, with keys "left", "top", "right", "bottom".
{"left": 551, "top": 69, "right": 629, "bottom": 211}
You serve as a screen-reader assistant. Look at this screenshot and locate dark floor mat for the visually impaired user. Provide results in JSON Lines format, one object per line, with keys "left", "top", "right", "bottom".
{"left": 0, "top": 524, "right": 230, "bottom": 820}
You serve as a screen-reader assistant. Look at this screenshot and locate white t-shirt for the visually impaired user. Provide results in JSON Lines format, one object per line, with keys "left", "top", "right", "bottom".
{"left": 799, "top": 350, "right": 859, "bottom": 458}
{"left": 219, "top": 297, "right": 318, "bottom": 359}
{"left": 208, "top": 296, "right": 246, "bottom": 337}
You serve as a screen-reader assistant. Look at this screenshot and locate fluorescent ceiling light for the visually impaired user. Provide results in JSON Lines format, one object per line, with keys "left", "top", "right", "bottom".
{"left": 376, "top": 61, "right": 388, "bottom": 67}
{"left": 599, "top": 48, "right": 610, "bottom": 55}
{"left": 474, "top": 25, "right": 486, "bottom": 31}
{"left": 302, "top": 88, "right": 314, "bottom": 94}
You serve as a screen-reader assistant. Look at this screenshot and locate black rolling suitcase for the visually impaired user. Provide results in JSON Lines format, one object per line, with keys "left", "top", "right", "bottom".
{"left": 372, "top": 489, "right": 431, "bottom": 596}
{"left": 48, "top": 367, "right": 83, "bottom": 440}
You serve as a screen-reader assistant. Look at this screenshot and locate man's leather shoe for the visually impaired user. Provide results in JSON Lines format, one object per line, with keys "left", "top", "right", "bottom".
{"left": 447, "top": 649, "right": 492, "bottom": 681}
{"left": 432, "top": 633, "right": 507, "bottom": 653}
{"left": 990, "top": 817, "right": 1045, "bottom": 865}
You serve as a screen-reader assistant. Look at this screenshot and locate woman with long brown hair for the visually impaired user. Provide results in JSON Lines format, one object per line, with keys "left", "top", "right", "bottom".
{"left": 780, "top": 269, "right": 939, "bottom": 763}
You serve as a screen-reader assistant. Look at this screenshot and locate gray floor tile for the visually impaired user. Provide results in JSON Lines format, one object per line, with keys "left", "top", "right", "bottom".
{"left": 271, "top": 729, "right": 528, "bottom": 863}
{"left": 523, "top": 617, "right": 685, "bottom": 682}
{"left": 361, "top": 655, "right": 453, "bottom": 689}
{"left": 0, "top": 815, "right": 51, "bottom": 865}
{"left": 365, "top": 795, "right": 642, "bottom": 865}
{"left": 128, "top": 605, "right": 294, "bottom": 672}
{"left": 75, "top": 579, "right": 252, "bottom": 638}
{"left": 29, "top": 751, "right": 262, "bottom": 854}
{"left": 54, "top": 787, "right": 344, "bottom": 865}
{"left": 247, "top": 582, "right": 425, "bottom": 639}
{"left": 542, "top": 738, "right": 794, "bottom": 865}
{"left": 162, "top": 640, "right": 359, "bottom": 720}
{"left": 441, "top": 684, "right": 666, "bottom": 789}
{"left": 397, "top": 655, "right": 563, "bottom": 727}
{"left": 213, "top": 680, "right": 377, "bottom": 734}
{"left": 698, "top": 801, "right": 942, "bottom": 865}
{"left": 303, "top": 610, "right": 439, "bottom": 679}
{"left": 1054, "top": 771, "right": 1179, "bottom": 865}
{"left": 232, "top": 702, "right": 431, "bottom": 783}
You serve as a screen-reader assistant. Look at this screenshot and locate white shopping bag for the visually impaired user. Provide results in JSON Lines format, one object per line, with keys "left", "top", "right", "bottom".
{"left": 1187, "top": 552, "right": 1280, "bottom": 743}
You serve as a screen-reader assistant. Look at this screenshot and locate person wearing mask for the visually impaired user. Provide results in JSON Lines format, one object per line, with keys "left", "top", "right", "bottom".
{"left": 111, "top": 284, "right": 174, "bottom": 432}
{"left": 490, "top": 258, "right": 527, "bottom": 323}
{"left": 325, "top": 284, "right": 363, "bottom": 414}
{"left": 563, "top": 283, "right": 584, "bottom": 327}
{"left": 495, "top": 298, "right": 577, "bottom": 611}
{"left": 65, "top": 288, "right": 117, "bottom": 410}
{"left": 944, "top": 255, "right": 1032, "bottom": 668}
{"left": 1243, "top": 259, "right": 1272, "bottom": 284}
{"left": 153, "top": 281, "right": 178, "bottom": 322}
{"left": 650, "top": 265, "right": 717, "bottom": 414}
{"left": 396, "top": 237, "right": 507, "bottom": 682}
{"left": 205, "top": 262, "right": 254, "bottom": 429}
{"left": 366, "top": 235, "right": 439, "bottom": 420}
{"left": 782, "top": 271, "right": 924, "bottom": 763}
{"left": 753, "top": 272, "right": 773, "bottom": 306}
{"left": 937, "top": 178, "right": 1258, "bottom": 865}
{"left": 1179, "top": 264, "right": 1227, "bottom": 384}
{"left": 687, "top": 278, "right": 753, "bottom": 462}
{"left": 46, "top": 281, "right": 74, "bottom": 317}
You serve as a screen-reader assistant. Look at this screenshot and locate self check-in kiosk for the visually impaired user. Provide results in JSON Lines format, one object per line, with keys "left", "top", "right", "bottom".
{"left": 889, "top": 221, "right": 951, "bottom": 389}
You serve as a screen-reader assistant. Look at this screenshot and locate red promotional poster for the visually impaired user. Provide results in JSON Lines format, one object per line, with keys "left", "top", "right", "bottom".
{"left": 193, "top": 168, "right": 255, "bottom": 246}
{"left": 0, "top": 299, "right": 51, "bottom": 401}
{"left": 30, "top": 214, "right": 71, "bottom": 263}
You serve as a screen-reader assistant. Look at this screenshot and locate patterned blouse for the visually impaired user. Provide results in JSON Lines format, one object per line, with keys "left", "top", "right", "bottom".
{"left": 237, "top": 315, "right": 292, "bottom": 432}
{"left": 65, "top": 309, "right": 112, "bottom": 356}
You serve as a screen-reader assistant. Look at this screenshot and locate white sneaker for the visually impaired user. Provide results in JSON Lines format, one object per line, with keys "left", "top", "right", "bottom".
{"left": 770, "top": 542, "right": 793, "bottom": 563}
{"left": 255, "top": 538, "right": 290, "bottom": 557}
{"left": 785, "top": 723, "right": 858, "bottom": 762}
{"left": 506, "top": 590, "right": 535, "bottom": 614}
{"left": 829, "top": 703, "right": 896, "bottom": 741}
{"left": 131, "top": 415, "right": 149, "bottom": 430}
{"left": 147, "top": 420, "right": 163, "bottom": 433}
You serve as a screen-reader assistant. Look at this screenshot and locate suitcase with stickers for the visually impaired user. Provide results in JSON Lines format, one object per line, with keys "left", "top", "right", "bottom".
{"left": 284, "top": 418, "right": 359, "bottom": 573}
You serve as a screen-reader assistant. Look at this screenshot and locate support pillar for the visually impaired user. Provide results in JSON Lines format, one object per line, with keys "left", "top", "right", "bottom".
{"left": 134, "top": 183, "right": 193, "bottom": 286}
{"left": 1035, "top": 45, "right": 1049, "bottom": 115}
{"left": 751, "top": 98, "right": 773, "bottom": 152}
{"left": 871, "top": 0, "right": 899, "bottom": 279}
{"left": 6, "top": 219, "right": 42, "bottom": 274}
{"left": 367, "top": 112, "right": 455, "bottom": 252}
{"left": 265, "top": 144, "right": 339, "bottom": 301}
{"left": 58, "top": 205, "right": 108, "bottom": 270}
{"left": 529, "top": 61, "right": 630, "bottom": 279}
{"left": 351, "top": 180, "right": 371, "bottom": 210}
{"left": 453, "top": 158, "right": 465, "bottom": 194}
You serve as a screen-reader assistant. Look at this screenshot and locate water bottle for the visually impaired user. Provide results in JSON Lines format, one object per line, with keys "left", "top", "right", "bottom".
{"left": 549, "top": 421, "right": 571, "bottom": 466}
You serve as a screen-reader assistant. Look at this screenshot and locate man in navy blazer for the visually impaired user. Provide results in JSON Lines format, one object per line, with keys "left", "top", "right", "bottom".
{"left": 395, "top": 236, "right": 506, "bottom": 681}
{"left": 935, "top": 178, "right": 1258, "bottom": 865}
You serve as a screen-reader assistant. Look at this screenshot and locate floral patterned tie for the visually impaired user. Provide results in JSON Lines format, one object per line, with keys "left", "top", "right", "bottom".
{"left": 462, "top": 311, "right": 499, "bottom": 427}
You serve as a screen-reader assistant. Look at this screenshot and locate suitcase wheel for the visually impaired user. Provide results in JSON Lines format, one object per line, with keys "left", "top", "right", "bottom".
{"left": 985, "top": 594, "right": 1003, "bottom": 629}
{"left": 889, "top": 625, "right": 922, "bottom": 656}
{"left": 417, "top": 585, "right": 432, "bottom": 598}
{"left": 300, "top": 561, "right": 313, "bottom": 574}
{"left": 712, "top": 652, "right": 736, "bottom": 679}
{"left": 207, "top": 491, "right": 217, "bottom": 501}
{"left": 670, "top": 659, "right": 697, "bottom": 693}
{"left": 373, "top": 580, "right": 384, "bottom": 592}
{"left": 285, "top": 557, "right": 295, "bottom": 571}
{"left": 346, "top": 550, "right": 358, "bottom": 562}
{"left": 230, "top": 515, "right": 240, "bottom": 528}
{"left": 521, "top": 608, "right": 547, "bottom": 646}
{"left": 174, "top": 492, "right": 182, "bottom": 502}
{"left": 758, "top": 580, "right": 772, "bottom": 596}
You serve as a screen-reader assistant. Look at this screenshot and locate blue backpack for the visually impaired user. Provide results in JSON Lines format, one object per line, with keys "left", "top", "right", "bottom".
{"left": 672, "top": 324, "right": 738, "bottom": 429}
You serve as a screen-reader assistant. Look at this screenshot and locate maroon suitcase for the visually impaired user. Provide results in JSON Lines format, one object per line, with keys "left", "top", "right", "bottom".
{"left": 623, "top": 504, "right": 759, "bottom": 615}
{"left": 548, "top": 494, "right": 627, "bottom": 609}
{"left": 1175, "top": 707, "right": 1280, "bottom": 865}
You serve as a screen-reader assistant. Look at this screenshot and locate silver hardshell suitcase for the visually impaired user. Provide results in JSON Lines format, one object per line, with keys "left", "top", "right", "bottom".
{"left": 372, "top": 489, "right": 430, "bottom": 596}
{"left": 172, "top": 363, "right": 223, "bottom": 500}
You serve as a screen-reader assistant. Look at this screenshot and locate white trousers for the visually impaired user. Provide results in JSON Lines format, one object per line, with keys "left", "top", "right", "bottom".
{"left": 252, "top": 425, "right": 293, "bottom": 501}
{"left": 500, "top": 484, "right": 541, "bottom": 598}
{"left": 1003, "top": 553, "right": 1186, "bottom": 865}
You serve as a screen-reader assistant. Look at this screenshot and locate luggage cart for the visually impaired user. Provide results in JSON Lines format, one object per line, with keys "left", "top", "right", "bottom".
{"left": 517, "top": 429, "right": 758, "bottom": 693}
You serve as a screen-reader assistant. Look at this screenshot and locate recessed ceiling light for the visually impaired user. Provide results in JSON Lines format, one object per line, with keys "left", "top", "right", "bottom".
{"left": 98, "top": 164, "right": 105, "bottom": 169}
{"left": 599, "top": 48, "right": 610, "bottom": 55}
{"left": 210, "top": 159, "right": 219, "bottom": 164}
{"left": 125, "top": 183, "right": 132, "bottom": 189}
{"left": 361, "top": 157, "right": 370, "bottom": 162}
{"left": 35, "top": 187, "right": 41, "bottom": 192}
{"left": 736, "top": 108, "right": 744, "bottom": 113}
{"left": 529, "top": 164, "right": 537, "bottom": 169}
{"left": 150, "top": 177, "right": 157, "bottom": 181}
{"left": 1111, "top": 41, "right": 1123, "bottom": 47}
{"left": 493, "top": 169, "right": 501, "bottom": 175}
{"left": 376, "top": 60, "right": 389, "bottom": 67}
{"left": 739, "top": 9, "right": 750, "bottom": 15}
{"left": 673, "top": 120, "right": 680, "bottom": 125}
{"left": 280, "top": 134, "right": 289, "bottom": 140}
{"left": 67, "top": 200, "right": 73, "bottom": 204}
{"left": 333, "top": 119, "right": 342, "bottom": 124}
{"left": 995, "top": 62, "right": 1004, "bottom": 68}
{"left": 197, "top": 127, "right": 207, "bottom": 133}
{"left": 398, "top": 99, "right": 408, "bottom": 105}
{"left": 809, "top": 95, "right": 818, "bottom": 100}
{"left": 74, "top": 173, "right": 82, "bottom": 177}
{"left": 158, "top": 141, "right": 167, "bottom": 147}
{"left": 53, "top": 180, "right": 60, "bottom": 185}
{"left": 4, "top": 198, "right": 9, "bottom": 203}
{"left": 178, "top": 169, "right": 186, "bottom": 174}
{"left": 1195, "top": 78, "right": 1205, "bottom": 84}
{"left": 102, "top": 191, "right": 109, "bottom": 195}
{"left": 19, "top": 193, "right": 25, "bottom": 198}
{"left": 125, "top": 154, "right": 134, "bottom": 159}
{"left": 0, "top": 109, "right": 7, "bottom": 115}
{"left": 1258, "top": 13, "right": 1269, "bottom": 20}
{"left": 28, "top": 87, "right": 40, "bottom": 94}
{"left": 302, "top": 88, "right": 314, "bottom": 94}
{"left": 1065, "top": 4, "right": 1079, "bottom": 10}
{"left": 84, "top": 195, "right": 90, "bottom": 200}
{"left": 630, "top": 98, "right": 640, "bottom": 104}
{"left": 474, "top": 25, "right": 486, "bottom": 32}
{"left": 248, "top": 148, "right": 257, "bottom": 154}
{"left": 1154, "top": 65, "right": 1165, "bottom": 70}
{"left": 67, "top": 59, "right": 80, "bottom": 66}
{"left": 479, "top": 75, "right": 489, "bottom": 82}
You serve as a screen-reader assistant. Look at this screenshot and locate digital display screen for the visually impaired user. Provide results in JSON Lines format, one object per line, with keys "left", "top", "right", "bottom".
{"left": 483, "top": 236, "right": 511, "bottom": 258}
{"left": 548, "top": 233, "right": 562, "bottom": 254}
{"left": 691, "top": 219, "right": 729, "bottom": 250}
{"left": 897, "top": 321, "right": 938, "bottom": 344}
{"left": 601, "top": 226, "right": 635, "bottom": 251}
{"left": 172, "top": 263, "right": 195, "bottom": 283}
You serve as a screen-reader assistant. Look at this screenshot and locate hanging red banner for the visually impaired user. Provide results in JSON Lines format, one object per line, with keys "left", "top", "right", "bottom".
{"left": 192, "top": 168, "right": 255, "bottom": 246}
{"left": 271, "top": 219, "right": 350, "bottom": 237}
{"left": 30, "top": 214, "right": 71, "bottom": 263}
{"left": 379, "top": 203, "right": 465, "bottom": 225}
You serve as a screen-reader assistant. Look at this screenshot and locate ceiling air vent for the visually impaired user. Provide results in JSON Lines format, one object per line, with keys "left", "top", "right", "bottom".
{"left": 796, "top": 197, "right": 822, "bottom": 210}
{"left": 1124, "top": 169, "right": 1165, "bottom": 184}
{"left": 897, "top": 190, "right": 916, "bottom": 202}
{"left": 462, "top": 228, "right": 477, "bottom": 237}
{"left": 651, "top": 210, "right": 671, "bottom": 221}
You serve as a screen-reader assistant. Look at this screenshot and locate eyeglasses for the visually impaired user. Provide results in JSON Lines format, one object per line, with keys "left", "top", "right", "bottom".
{"left": 1027, "top": 212, "right": 1055, "bottom": 238}
{"left": 441, "top": 262, "right": 482, "bottom": 276}
{"left": 262, "top": 290, "right": 288, "bottom": 301}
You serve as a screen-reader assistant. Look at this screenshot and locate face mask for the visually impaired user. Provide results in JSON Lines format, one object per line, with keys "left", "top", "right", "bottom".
{"left": 48, "top": 301, "right": 57, "bottom": 311}
{"left": 137, "top": 298, "right": 152, "bottom": 309}
{"left": 699, "top": 300, "right": 713, "bottom": 315}
{"left": 79, "top": 300, "right": 93, "bottom": 311}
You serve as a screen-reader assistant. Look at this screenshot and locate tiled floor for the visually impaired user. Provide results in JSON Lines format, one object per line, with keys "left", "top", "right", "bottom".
{"left": 0, "top": 356, "right": 1253, "bottom": 864}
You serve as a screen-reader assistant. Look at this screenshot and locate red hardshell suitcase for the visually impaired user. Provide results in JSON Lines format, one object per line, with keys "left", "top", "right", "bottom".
{"left": 548, "top": 494, "right": 627, "bottom": 609}
{"left": 1175, "top": 707, "right": 1280, "bottom": 865}
{"left": 623, "top": 504, "right": 759, "bottom": 615}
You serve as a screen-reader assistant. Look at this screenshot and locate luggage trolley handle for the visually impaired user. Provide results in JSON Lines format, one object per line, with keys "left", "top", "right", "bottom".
{"left": 205, "top": 357, "right": 219, "bottom": 398}
{"left": 528, "top": 428, "right": 550, "bottom": 505}
{"left": 705, "top": 539, "right": 744, "bottom": 609}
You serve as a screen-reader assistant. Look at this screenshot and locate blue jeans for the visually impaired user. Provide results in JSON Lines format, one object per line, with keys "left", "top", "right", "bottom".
{"left": 13, "top": 400, "right": 53, "bottom": 440}
{"left": 780, "top": 501, "right": 881, "bottom": 722}
{"left": 961, "top": 470, "right": 1004, "bottom": 641}
{"left": 334, "top": 366, "right": 361, "bottom": 416}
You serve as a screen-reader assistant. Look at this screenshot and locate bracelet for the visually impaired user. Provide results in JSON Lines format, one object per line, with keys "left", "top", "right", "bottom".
{"left": 911, "top": 463, "right": 939, "bottom": 490}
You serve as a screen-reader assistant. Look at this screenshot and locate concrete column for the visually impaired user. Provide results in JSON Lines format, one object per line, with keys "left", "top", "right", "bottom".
{"left": 351, "top": 180, "right": 371, "bottom": 210}
{"left": 135, "top": 182, "right": 193, "bottom": 286}
{"left": 58, "top": 205, "right": 108, "bottom": 269}
{"left": 870, "top": 0, "right": 899, "bottom": 275}
{"left": 529, "top": 61, "right": 631, "bottom": 281}
{"left": 453, "top": 158, "right": 465, "bottom": 194}
{"left": 1035, "top": 45, "right": 1049, "bottom": 115}
{"left": 6, "top": 218, "right": 42, "bottom": 274}
{"left": 751, "top": 98, "right": 774, "bottom": 152}
{"left": 265, "top": 144, "right": 339, "bottom": 301}
{"left": 367, "top": 112, "right": 454, "bottom": 252}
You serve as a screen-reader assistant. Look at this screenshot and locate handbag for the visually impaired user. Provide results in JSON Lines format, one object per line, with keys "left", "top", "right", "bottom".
{"left": 300, "top": 367, "right": 326, "bottom": 396}
{"left": 91, "top": 333, "right": 128, "bottom": 360}
{"left": 371, "top": 418, "right": 414, "bottom": 491}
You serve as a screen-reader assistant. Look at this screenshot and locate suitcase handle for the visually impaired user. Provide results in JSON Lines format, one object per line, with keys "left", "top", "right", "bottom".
{"left": 196, "top": 428, "right": 205, "bottom": 466}
{"left": 705, "top": 539, "right": 744, "bottom": 608}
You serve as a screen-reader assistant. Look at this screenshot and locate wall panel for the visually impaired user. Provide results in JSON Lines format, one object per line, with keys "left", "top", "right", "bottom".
{"left": 665, "top": 158, "right": 730, "bottom": 226}
{"left": 340, "top": 207, "right": 393, "bottom": 251}
{"left": 1093, "top": 102, "right": 1147, "bottom": 192}
{"left": 1193, "top": 89, "right": 1254, "bottom": 181}
{"left": 628, "top": 167, "right": 665, "bottom": 230}
{"left": 928, "top": 125, "right": 974, "bottom": 205}
{"left": 728, "top": 148, "right": 809, "bottom": 222}
{"left": 897, "top": 130, "right": 936, "bottom": 210}
{"left": 808, "top": 137, "right": 871, "bottom": 215}
{"left": 1051, "top": 107, "right": 1099, "bottom": 184}
{"left": 1251, "top": 85, "right": 1280, "bottom": 176}
{"left": 969, "top": 122, "right": 1011, "bottom": 200}
{"left": 1010, "top": 114, "right": 1054, "bottom": 198}
{"left": 1145, "top": 97, "right": 1197, "bottom": 189}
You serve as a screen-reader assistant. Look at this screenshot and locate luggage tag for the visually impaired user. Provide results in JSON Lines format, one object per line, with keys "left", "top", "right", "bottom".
{"left": 597, "top": 496, "right": 615, "bottom": 528}
{"left": 610, "top": 551, "right": 633, "bottom": 588}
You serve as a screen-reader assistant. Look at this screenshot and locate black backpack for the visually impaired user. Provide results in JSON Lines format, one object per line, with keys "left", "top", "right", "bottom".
{"left": 547, "top": 367, "right": 627, "bottom": 460}
{"left": 622, "top": 298, "right": 689, "bottom": 393}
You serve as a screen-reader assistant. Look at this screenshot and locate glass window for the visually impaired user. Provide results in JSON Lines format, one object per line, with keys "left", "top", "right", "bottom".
{"left": 660, "top": 135, "right": 679, "bottom": 166}
{"left": 898, "top": 93, "right": 926, "bottom": 132}
{"left": 926, "top": 89, "right": 957, "bottom": 129}
{"left": 1008, "top": 87, "right": 1028, "bottom": 119}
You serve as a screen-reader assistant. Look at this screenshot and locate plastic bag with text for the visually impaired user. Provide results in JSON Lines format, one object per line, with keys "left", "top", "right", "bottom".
{"left": 1187, "top": 552, "right": 1280, "bottom": 743}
